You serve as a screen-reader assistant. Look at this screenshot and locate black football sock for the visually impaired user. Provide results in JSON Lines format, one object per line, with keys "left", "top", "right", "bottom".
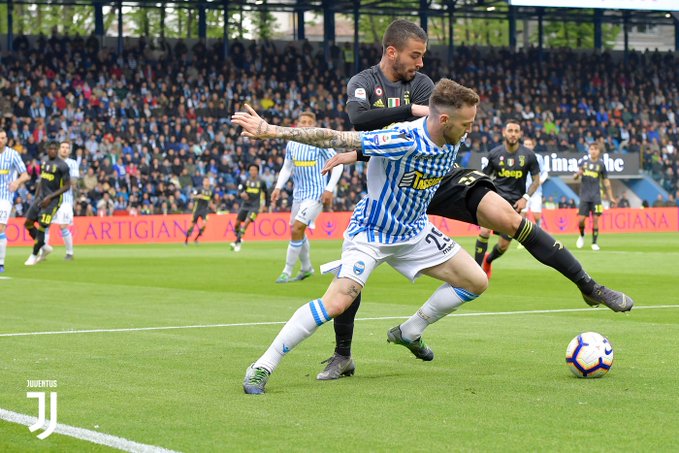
{"left": 487, "top": 244, "right": 505, "bottom": 263}
{"left": 195, "top": 226, "right": 206, "bottom": 239}
{"left": 592, "top": 228, "right": 599, "bottom": 244}
{"left": 333, "top": 293, "right": 361, "bottom": 357}
{"left": 474, "top": 235, "right": 489, "bottom": 266}
{"left": 514, "top": 218, "right": 596, "bottom": 295}
{"left": 33, "top": 229, "right": 46, "bottom": 255}
{"left": 26, "top": 225, "right": 37, "bottom": 240}
{"left": 578, "top": 223, "right": 585, "bottom": 237}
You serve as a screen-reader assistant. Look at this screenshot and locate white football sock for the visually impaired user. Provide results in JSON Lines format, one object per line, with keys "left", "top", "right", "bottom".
{"left": 283, "top": 239, "right": 304, "bottom": 275}
{"left": 299, "top": 236, "right": 312, "bottom": 272}
{"left": 44, "top": 227, "right": 51, "bottom": 246}
{"left": 0, "top": 233, "right": 7, "bottom": 265}
{"left": 254, "top": 299, "right": 331, "bottom": 373}
{"left": 400, "top": 284, "right": 478, "bottom": 341}
{"left": 62, "top": 228, "right": 74, "bottom": 255}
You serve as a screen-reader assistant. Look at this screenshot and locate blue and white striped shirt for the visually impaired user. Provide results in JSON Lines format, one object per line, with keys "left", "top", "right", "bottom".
{"left": 284, "top": 141, "right": 337, "bottom": 202}
{"left": 62, "top": 158, "right": 80, "bottom": 205}
{"left": 347, "top": 117, "right": 461, "bottom": 244}
{"left": 0, "top": 147, "right": 27, "bottom": 202}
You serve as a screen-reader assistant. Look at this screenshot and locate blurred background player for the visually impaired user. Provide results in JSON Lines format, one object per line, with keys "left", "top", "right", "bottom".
{"left": 43, "top": 141, "right": 79, "bottom": 260}
{"left": 185, "top": 177, "right": 214, "bottom": 245}
{"left": 474, "top": 120, "right": 540, "bottom": 277}
{"left": 24, "top": 142, "right": 70, "bottom": 266}
{"left": 0, "top": 130, "right": 30, "bottom": 273}
{"left": 522, "top": 137, "right": 548, "bottom": 228}
{"left": 230, "top": 164, "right": 268, "bottom": 252}
{"left": 574, "top": 142, "right": 616, "bottom": 251}
{"left": 270, "top": 111, "right": 343, "bottom": 283}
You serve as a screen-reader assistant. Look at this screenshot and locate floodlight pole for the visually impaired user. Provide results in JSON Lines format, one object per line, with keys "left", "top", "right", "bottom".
{"left": 594, "top": 9, "right": 603, "bottom": 51}
{"left": 296, "top": 1, "right": 306, "bottom": 41}
{"left": 353, "top": 0, "right": 360, "bottom": 75}
{"left": 198, "top": 5, "right": 207, "bottom": 40}
{"left": 508, "top": 5, "right": 516, "bottom": 51}
{"left": 420, "top": 0, "right": 429, "bottom": 33}
{"left": 117, "top": 0, "right": 123, "bottom": 56}
{"left": 447, "top": 0, "right": 456, "bottom": 63}
{"left": 6, "top": 0, "right": 13, "bottom": 52}
{"left": 223, "top": 0, "right": 230, "bottom": 59}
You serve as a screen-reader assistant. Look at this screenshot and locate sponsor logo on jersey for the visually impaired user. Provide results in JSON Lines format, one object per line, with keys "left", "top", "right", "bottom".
{"left": 583, "top": 169, "right": 600, "bottom": 178}
{"left": 0, "top": 169, "right": 9, "bottom": 175}
{"left": 41, "top": 172, "right": 55, "bottom": 181}
{"left": 294, "top": 160, "right": 317, "bottom": 167}
{"left": 497, "top": 168, "right": 523, "bottom": 178}
{"left": 387, "top": 98, "right": 401, "bottom": 108}
{"left": 398, "top": 170, "right": 443, "bottom": 190}
{"left": 375, "top": 87, "right": 383, "bottom": 96}
{"left": 355, "top": 88, "right": 367, "bottom": 100}
{"left": 373, "top": 99, "right": 385, "bottom": 108}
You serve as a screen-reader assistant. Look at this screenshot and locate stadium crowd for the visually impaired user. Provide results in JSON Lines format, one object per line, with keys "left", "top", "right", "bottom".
{"left": 2, "top": 31, "right": 679, "bottom": 216}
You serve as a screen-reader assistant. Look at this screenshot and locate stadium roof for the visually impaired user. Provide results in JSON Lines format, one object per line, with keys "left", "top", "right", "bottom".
{"left": 1, "top": 0, "right": 675, "bottom": 27}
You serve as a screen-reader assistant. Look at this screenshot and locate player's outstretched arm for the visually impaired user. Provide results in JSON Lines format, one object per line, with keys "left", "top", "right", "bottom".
{"left": 321, "top": 151, "right": 357, "bottom": 175}
{"left": 232, "top": 104, "right": 362, "bottom": 150}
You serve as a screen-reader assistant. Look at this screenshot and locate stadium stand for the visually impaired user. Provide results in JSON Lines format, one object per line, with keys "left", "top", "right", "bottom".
{"left": 1, "top": 32, "right": 677, "bottom": 215}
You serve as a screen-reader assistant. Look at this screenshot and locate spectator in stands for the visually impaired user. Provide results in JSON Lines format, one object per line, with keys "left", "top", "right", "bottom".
{"left": 617, "top": 192, "right": 631, "bottom": 208}
{"left": 653, "top": 194, "right": 666, "bottom": 208}
{"left": 96, "top": 192, "right": 115, "bottom": 216}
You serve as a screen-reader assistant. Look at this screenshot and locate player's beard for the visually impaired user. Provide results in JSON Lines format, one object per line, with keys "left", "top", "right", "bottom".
{"left": 505, "top": 137, "right": 519, "bottom": 148}
{"left": 394, "top": 58, "right": 416, "bottom": 82}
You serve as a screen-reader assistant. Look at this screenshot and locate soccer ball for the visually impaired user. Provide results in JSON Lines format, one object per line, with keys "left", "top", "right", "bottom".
{"left": 565, "top": 332, "right": 614, "bottom": 378}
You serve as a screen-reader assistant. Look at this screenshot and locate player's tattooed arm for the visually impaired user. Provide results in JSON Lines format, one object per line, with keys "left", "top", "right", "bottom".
{"left": 271, "top": 126, "right": 362, "bottom": 150}
{"left": 232, "top": 104, "right": 362, "bottom": 149}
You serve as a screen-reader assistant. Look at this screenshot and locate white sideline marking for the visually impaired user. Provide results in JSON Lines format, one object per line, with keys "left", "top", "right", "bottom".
{"left": 0, "top": 276, "right": 12, "bottom": 280}
{"left": 0, "top": 408, "right": 179, "bottom": 453}
{"left": 1, "top": 305, "right": 678, "bottom": 339}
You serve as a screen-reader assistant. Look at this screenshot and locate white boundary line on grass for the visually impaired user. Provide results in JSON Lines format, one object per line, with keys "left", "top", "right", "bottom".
{"left": 0, "top": 408, "right": 179, "bottom": 453}
{"left": 1, "top": 305, "right": 678, "bottom": 339}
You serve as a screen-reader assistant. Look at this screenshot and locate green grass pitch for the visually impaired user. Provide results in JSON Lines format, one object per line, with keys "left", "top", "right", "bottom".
{"left": 1, "top": 232, "right": 678, "bottom": 451}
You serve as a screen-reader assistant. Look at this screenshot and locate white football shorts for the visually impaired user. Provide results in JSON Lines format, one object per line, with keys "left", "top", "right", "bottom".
{"left": 0, "top": 199, "right": 11, "bottom": 225}
{"left": 52, "top": 203, "right": 74, "bottom": 225}
{"left": 321, "top": 221, "right": 462, "bottom": 287}
{"left": 290, "top": 199, "right": 323, "bottom": 229}
{"left": 528, "top": 192, "right": 543, "bottom": 213}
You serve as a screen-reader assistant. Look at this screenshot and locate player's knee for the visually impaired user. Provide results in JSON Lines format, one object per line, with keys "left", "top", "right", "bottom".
{"left": 291, "top": 223, "right": 306, "bottom": 239}
{"left": 468, "top": 268, "right": 489, "bottom": 296}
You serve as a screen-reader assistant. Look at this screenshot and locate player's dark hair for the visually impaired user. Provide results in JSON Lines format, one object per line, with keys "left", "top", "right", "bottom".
{"left": 505, "top": 119, "right": 522, "bottom": 129}
{"left": 48, "top": 141, "right": 59, "bottom": 148}
{"left": 248, "top": 163, "right": 259, "bottom": 171}
{"left": 383, "top": 19, "right": 428, "bottom": 53}
{"left": 429, "top": 79, "right": 479, "bottom": 114}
